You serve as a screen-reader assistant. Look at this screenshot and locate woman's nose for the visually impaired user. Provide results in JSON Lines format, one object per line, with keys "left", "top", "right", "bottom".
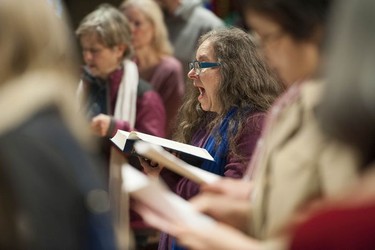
{"left": 83, "top": 51, "right": 93, "bottom": 63}
{"left": 188, "top": 68, "right": 198, "bottom": 79}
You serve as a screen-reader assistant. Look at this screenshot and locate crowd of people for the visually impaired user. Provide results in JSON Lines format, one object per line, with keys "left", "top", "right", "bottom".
{"left": 1, "top": 0, "right": 375, "bottom": 250}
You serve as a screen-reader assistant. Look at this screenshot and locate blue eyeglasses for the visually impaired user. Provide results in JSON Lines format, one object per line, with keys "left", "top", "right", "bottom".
{"left": 189, "top": 60, "right": 221, "bottom": 75}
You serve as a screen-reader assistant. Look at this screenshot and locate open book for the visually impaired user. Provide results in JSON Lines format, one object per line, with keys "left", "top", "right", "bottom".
{"left": 110, "top": 130, "right": 214, "bottom": 167}
{"left": 122, "top": 164, "right": 216, "bottom": 233}
{"left": 134, "top": 141, "right": 221, "bottom": 184}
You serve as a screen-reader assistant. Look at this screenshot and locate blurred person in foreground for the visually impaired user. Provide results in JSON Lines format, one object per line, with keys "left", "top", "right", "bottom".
{"left": 120, "top": 0, "right": 185, "bottom": 138}
{"left": 290, "top": 0, "right": 375, "bottom": 248}
{"left": 0, "top": 0, "right": 116, "bottom": 249}
{"left": 135, "top": 0, "right": 361, "bottom": 249}
{"left": 154, "top": 0, "right": 225, "bottom": 81}
{"left": 139, "top": 27, "right": 283, "bottom": 250}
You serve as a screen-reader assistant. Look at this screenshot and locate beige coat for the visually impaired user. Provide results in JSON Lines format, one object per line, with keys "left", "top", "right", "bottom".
{"left": 249, "top": 80, "right": 360, "bottom": 241}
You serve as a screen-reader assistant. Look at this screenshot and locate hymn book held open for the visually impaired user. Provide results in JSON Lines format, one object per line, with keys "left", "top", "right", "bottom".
{"left": 110, "top": 130, "right": 214, "bottom": 167}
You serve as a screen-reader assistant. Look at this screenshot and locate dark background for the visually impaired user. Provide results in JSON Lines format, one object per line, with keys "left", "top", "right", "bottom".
{"left": 64, "top": 0, "right": 123, "bottom": 29}
{"left": 63, "top": 0, "right": 246, "bottom": 30}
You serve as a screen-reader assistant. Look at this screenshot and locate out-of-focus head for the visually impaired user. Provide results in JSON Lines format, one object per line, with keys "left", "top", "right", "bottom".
{"left": 0, "top": 0, "right": 77, "bottom": 84}
{"left": 187, "top": 27, "right": 281, "bottom": 114}
{"left": 0, "top": 0, "right": 91, "bottom": 152}
{"left": 318, "top": 0, "right": 375, "bottom": 169}
{"left": 76, "top": 4, "right": 133, "bottom": 79}
{"left": 240, "top": 0, "right": 332, "bottom": 86}
{"left": 120, "top": 0, "right": 172, "bottom": 55}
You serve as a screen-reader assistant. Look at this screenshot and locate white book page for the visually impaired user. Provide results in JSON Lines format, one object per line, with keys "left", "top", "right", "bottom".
{"left": 134, "top": 141, "right": 221, "bottom": 184}
{"left": 122, "top": 164, "right": 215, "bottom": 228}
{"left": 110, "top": 130, "right": 213, "bottom": 161}
{"left": 134, "top": 131, "right": 213, "bottom": 161}
{"left": 110, "top": 130, "right": 142, "bottom": 150}
{"left": 110, "top": 130, "right": 128, "bottom": 150}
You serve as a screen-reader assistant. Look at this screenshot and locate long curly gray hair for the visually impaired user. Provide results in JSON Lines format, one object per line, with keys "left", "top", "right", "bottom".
{"left": 174, "top": 27, "right": 283, "bottom": 157}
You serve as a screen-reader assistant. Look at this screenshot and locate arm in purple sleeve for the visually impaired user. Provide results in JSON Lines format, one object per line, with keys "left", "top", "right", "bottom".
{"left": 224, "top": 112, "right": 265, "bottom": 178}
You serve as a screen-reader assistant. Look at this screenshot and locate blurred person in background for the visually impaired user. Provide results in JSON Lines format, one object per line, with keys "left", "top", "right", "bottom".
{"left": 76, "top": 4, "right": 166, "bottom": 249}
{"left": 154, "top": 0, "right": 225, "bottom": 81}
{"left": 120, "top": 1, "right": 185, "bottom": 248}
{"left": 0, "top": 0, "right": 116, "bottom": 249}
{"left": 120, "top": 0, "right": 185, "bottom": 138}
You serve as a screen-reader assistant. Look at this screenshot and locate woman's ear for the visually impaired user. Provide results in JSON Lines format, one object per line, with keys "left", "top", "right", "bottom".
{"left": 114, "top": 44, "right": 127, "bottom": 58}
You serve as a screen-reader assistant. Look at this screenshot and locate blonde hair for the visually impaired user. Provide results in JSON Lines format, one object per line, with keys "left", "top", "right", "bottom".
{"left": 0, "top": 0, "right": 89, "bottom": 145}
{"left": 76, "top": 3, "right": 134, "bottom": 59}
{"left": 0, "top": 0, "right": 77, "bottom": 83}
{"left": 120, "top": 0, "right": 173, "bottom": 56}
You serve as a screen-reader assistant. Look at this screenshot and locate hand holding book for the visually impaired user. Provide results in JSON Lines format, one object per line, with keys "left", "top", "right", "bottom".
{"left": 138, "top": 156, "right": 164, "bottom": 178}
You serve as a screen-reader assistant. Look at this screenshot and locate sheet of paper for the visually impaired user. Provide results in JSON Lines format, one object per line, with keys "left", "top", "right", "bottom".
{"left": 110, "top": 130, "right": 214, "bottom": 162}
{"left": 134, "top": 141, "right": 221, "bottom": 184}
{"left": 122, "top": 164, "right": 215, "bottom": 228}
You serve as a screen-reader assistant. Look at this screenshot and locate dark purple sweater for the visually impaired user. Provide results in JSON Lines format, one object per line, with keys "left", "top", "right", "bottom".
{"left": 81, "top": 67, "right": 166, "bottom": 165}
{"left": 162, "top": 112, "right": 265, "bottom": 200}
{"left": 158, "top": 112, "right": 266, "bottom": 250}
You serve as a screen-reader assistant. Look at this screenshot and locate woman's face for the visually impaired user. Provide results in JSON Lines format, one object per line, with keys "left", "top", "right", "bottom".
{"left": 122, "top": 6, "right": 154, "bottom": 50}
{"left": 80, "top": 33, "right": 125, "bottom": 79}
{"left": 246, "top": 11, "right": 320, "bottom": 86}
{"left": 188, "top": 40, "right": 222, "bottom": 113}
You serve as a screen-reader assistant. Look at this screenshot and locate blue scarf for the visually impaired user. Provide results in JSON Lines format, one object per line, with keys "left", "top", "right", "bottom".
{"left": 171, "top": 108, "right": 238, "bottom": 250}
{"left": 200, "top": 107, "right": 237, "bottom": 175}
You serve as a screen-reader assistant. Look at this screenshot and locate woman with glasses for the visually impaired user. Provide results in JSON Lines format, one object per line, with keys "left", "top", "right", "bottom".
{"left": 140, "top": 27, "right": 283, "bottom": 250}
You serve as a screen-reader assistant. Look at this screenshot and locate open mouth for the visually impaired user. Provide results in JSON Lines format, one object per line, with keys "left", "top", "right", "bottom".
{"left": 197, "top": 87, "right": 205, "bottom": 99}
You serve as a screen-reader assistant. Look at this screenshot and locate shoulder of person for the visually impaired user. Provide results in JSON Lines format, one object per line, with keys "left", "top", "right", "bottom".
{"left": 300, "top": 79, "right": 325, "bottom": 110}
{"left": 137, "top": 78, "right": 154, "bottom": 97}
{"left": 246, "top": 111, "right": 266, "bottom": 122}
{"left": 244, "top": 111, "right": 266, "bottom": 132}
{"left": 158, "top": 56, "right": 183, "bottom": 72}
